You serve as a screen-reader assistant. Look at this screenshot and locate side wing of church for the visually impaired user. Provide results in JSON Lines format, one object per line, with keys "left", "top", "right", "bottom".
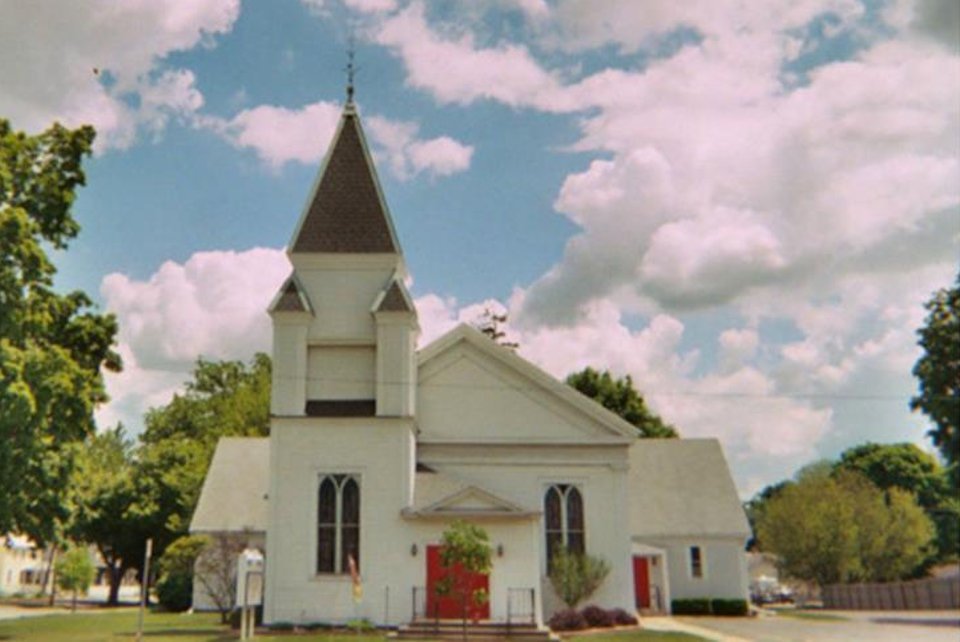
{"left": 190, "top": 99, "right": 750, "bottom": 626}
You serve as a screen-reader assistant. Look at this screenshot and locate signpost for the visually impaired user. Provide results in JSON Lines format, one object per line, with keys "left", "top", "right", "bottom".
{"left": 236, "top": 548, "right": 264, "bottom": 640}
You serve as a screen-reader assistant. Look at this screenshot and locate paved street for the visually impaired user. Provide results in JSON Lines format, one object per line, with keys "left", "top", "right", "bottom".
{"left": 671, "top": 610, "right": 960, "bottom": 642}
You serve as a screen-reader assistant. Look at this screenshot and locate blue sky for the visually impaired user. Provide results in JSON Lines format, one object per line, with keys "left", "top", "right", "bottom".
{"left": 2, "top": 0, "right": 957, "bottom": 496}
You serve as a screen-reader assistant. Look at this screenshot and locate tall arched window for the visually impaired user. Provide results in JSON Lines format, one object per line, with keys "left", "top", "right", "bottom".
{"left": 544, "top": 484, "right": 585, "bottom": 568}
{"left": 317, "top": 474, "right": 361, "bottom": 574}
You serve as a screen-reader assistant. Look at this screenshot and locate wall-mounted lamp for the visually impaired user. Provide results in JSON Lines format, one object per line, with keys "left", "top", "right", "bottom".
{"left": 410, "top": 543, "right": 418, "bottom": 557}
{"left": 496, "top": 544, "right": 504, "bottom": 558}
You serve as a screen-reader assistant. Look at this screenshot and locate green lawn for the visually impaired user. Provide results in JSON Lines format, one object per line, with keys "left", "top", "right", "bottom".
{"left": 0, "top": 612, "right": 707, "bottom": 642}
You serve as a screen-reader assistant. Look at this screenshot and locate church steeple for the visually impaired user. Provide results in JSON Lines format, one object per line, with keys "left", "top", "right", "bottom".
{"left": 288, "top": 104, "right": 401, "bottom": 255}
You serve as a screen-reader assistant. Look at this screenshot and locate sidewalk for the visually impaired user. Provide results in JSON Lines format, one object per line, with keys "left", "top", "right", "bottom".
{"left": 641, "top": 615, "right": 750, "bottom": 641}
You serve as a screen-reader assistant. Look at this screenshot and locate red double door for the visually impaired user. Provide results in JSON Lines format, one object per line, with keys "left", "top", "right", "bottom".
{"left": 426, "top": 545, "right": 491, "bottom": 620}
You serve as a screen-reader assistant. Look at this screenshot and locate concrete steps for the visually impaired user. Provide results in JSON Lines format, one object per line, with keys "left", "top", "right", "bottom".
{"left": 389, "top": 620, "right": 557, "bottom": 641}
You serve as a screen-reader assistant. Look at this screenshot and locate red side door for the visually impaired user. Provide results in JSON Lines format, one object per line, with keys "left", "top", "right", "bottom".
{"left": 632, "top": 556, "right": 650, "bottom": 609}
{"left": 426, "top": 545, "right": 491, "bottom": 620}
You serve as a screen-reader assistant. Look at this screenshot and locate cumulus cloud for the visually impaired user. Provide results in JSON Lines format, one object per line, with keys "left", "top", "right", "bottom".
{"left": 98, "top": 247, "right": 290, "bottom": 430}
{"left": 102, "top": 247, "right": 289, "bottom": 369}
{"left": 202, "top": 100, "right": 473, "bottom": 177}
{"left": 0, "top": 0, "right": 238, "bottom": 149}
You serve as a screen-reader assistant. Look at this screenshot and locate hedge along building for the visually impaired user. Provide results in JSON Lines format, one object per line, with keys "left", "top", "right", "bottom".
{"left": 190, "top": 92, "right": 751, "bottom": 626}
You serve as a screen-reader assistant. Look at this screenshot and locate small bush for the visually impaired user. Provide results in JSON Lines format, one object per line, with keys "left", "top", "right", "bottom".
{"left": 580, "top": 604, "right": 614, "bottom": 628}
{"left": 710, "top": 599, "right": 749, "bottom": 616}
{"left": 548, "top": 608, "right": 588, "bottom": 631}
{"left": 155, "top": 571, "right": 193, "bottom": 612}
{"left": 671, "top": 598, "right": 711, "bottom": 615}
{"left": 609, "top": 608, "right": 638, "bottom": 625}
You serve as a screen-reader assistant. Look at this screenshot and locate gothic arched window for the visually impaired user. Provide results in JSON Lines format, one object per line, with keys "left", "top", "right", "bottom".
{"left": 317, "top": 474, "right": 361, "bottom": 574}
{"left": 544, "top": 484, "right": 585, "bottom": 568}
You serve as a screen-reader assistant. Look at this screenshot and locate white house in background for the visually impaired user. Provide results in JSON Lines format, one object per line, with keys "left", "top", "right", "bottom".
{"left": 0, "top": 534, "right": 46, "bottom": 596}
{"left": 190, "top": 97, "right": 750, "bottom": 626}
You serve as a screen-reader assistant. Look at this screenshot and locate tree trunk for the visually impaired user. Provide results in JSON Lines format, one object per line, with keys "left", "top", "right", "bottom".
{"left": 71, "top": 590, "right": 77, "bottom": 612}
{"left": 46, "top": 545, "right": 59, "bottom": 607}
{"left": 107, "top": 562, "right": 123, "bottom": 605}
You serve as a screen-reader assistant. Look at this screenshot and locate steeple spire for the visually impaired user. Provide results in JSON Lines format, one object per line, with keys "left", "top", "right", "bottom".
{"left": 345, "top": 36, "right": 356, "bottom": 106}
{"left": 286, "top": 50, "right": 401, "bottom": 256}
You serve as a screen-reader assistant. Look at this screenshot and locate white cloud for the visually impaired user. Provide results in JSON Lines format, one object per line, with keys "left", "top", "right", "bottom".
{"left": 98, "top": 247, "right": 290, "bottom": 432}
{"left": 204, "top": 100, "right": 473, "bottom": 178}
{"left": 0, "top": 0, "right": 238, "bottom": 149}
{"left": 209, "top": 101, "right": 345, "bottom": 169}
{"left": 374, "top": 2, "right": 573, "bottom": 111}
{"left": 101, "top": 247, "right": 289, "bottom": 370}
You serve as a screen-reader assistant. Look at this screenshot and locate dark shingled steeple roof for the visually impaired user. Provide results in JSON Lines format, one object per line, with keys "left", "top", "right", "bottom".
{"left": 290, "top": 107, "right": 400, "bottom": 254}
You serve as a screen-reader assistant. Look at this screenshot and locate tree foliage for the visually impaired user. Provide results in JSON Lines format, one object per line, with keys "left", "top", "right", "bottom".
{"left": 912, "top": 272, "right": 960, "bottom": 485}
{"left": 0, "top": 119, "right": 121, "bottom": 543}
{"left": 436, "top": 520, "right": 493, "bottom": 627}
{"left": 836, "top": 442, "right": 958, "bottom": 563}
{"left": 548, "top": 547, "right": 611, "bottom": 609}
{"left": 566, "top": 367, "right": 677, "bottom": 438}
{"left": 131, "top": 354, "right": 271, "bottom": 572}
{"left": 55, "top": 547, "right": 95, "bottom": 611}
{"left": 756, "top": 467, "right": 934, "bottom": 586}
{"left": 67, "top": 426, "right": 141, "bottom": 605}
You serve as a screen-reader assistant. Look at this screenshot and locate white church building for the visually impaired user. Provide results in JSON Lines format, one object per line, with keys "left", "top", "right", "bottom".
{"left": 190, "top": 98, "right": 750, "bottom": 626}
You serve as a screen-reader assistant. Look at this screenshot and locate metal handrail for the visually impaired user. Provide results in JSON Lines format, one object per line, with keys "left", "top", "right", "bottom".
{"left": 506, "top": 587, "right": 536, "bottom": 632}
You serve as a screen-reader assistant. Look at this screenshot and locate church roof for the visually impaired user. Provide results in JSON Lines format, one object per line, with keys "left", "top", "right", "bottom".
{"left": 289, "top": 106, "right": 401, "bottom": 254}
{"left": 190, "top": 437, "right": 269, "bottom": 534}
{"left": 269, "top": 275, "right": 313, "bottom": 314}
{"left": 628, "top": 438, "right": 750, "bottom": 539}
{"left": 377, "top": 281, "right": 411, "bottom": 312}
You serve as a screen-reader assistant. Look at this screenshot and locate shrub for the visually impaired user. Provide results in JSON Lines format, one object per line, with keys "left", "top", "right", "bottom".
{"left": 580, "top": 604, "right": 614, "bottom": 627}
{"left": 156, "top": 535, "right": 207, "bottom": 613}
{"left": 609, "top": 608, "right": 638, "bottom": 625}
{"left": 710, "top": 599, "right": 749, "bottom": 616}
{"left": 671, "top": 598, "right": 711, "bottom": 615}
{"left": 548, "top": 608, "right": 588, "bottom": 631}
{"left": 549, "top": 547, "right": 611, "bottom": 608}
{"left": 155, "top": 571, "right": 193, "bottom": 612}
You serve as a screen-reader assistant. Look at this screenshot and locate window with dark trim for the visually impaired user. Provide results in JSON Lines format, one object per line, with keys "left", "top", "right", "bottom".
{"left": 544, "top": 484, "right": 585, "bottom": 568}
{"left": 317, "top": 474, "right": 360, "bottom": 574}
{"left": 690, "top": 546, "right": 703, "bottom": 578}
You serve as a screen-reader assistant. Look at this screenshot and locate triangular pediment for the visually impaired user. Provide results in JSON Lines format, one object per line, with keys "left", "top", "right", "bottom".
{"left": 416, "top": 325, "right": 637, "bottom": 444}
{"left": 372, "top": 277, "right": 415, "bottom": 314}
{"left": 268, "top": 274, "right": 314, "bottom": 315}
{"left": 289, "top": 106, "right": 401, "bottom": 254}
{"left": 403, "top": 472, "right": 536, "bottom": 520}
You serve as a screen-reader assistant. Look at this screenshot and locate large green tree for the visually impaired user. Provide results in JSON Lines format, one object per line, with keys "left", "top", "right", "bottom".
{"left": 912, "top": 272, "right": 959, "bottom": 486}
{"left": 837, "top": 442, "right": 958, "bottom": 563}
{"left": 756, "top": 466, "right": 934, "bottom": 586}
{"left": 0, "top": 119, "right": 121, "bottom": 543}
{"left": 566, "top": 367, "right": 677, "bottom": 438}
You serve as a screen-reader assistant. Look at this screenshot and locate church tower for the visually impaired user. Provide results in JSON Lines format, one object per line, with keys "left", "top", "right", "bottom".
{"left": 268, "top": 100, "right": 419, "bottom": 418}
{"left": 264, "top": 92, "right": 421, "bottom": 624}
